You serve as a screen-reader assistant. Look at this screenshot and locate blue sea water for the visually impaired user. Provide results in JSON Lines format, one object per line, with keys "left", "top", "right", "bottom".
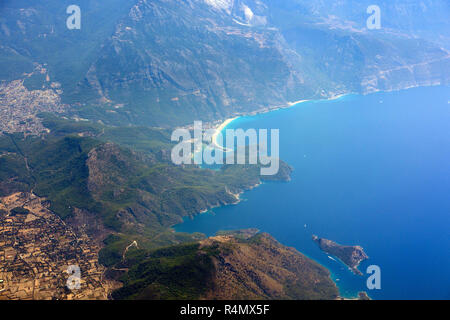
{"left": 175, "top": 86, "right": 450, "bottom": 300}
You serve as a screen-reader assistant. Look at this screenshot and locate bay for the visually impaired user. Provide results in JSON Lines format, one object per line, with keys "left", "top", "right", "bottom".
{"left": 175, "top": 85, "right": 450, "bottom": 300}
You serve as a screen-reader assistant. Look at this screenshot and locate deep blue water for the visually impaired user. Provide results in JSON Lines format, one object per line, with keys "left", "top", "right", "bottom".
{"left": 175, "top": 86, "right": 450, "bottom": 300}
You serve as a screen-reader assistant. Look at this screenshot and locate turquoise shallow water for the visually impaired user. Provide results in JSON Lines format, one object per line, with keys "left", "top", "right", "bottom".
{"left": 175, "top": 86, "right": 450, "bottom": 300}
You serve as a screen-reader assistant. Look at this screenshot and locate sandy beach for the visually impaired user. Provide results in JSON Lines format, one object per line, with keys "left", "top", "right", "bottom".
{"left": 209, "top": 94, "right": 348, "bottom": 151}
{"left": 288, "top": 94, "right": 347, "bottom": 107}
{"left": 211, "top": 117, "right": 239, "bottom": 151}
{"left": 287, "top": 99, "right": 310, "bottom": 106}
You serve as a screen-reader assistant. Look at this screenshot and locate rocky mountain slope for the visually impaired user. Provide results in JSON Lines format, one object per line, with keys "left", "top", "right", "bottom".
{"left": 112, "top": 232, "right": 339, "bottom": 300}
{"left": 1, "top": 0, "right": 449, "bottom": 128}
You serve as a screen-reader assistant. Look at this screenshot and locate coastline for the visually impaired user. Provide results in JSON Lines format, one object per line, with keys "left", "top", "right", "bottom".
{"left": 196, "top": 93, "right": 352, "bottom": 217}
{"left": 183, "top": 91, "right": 366, "bottom": 297}
{"left": 177, "top": 91, "right": 369, "bottom": 299}
{"left": 209, "top": 93, "right": 351, "bottom": 148}
{"left": 215, "top": 83, "right": 443, "bottom": 128}
{"left": 287, "top": 99, "right": 310, "bottom": 106}
{"left": 287, "top": 93, "right": 348, "bottom": 107}
{"left": 176, "top": 84, "right": 448, "bottom": 300}
{"left": 239, "top": 92, "right": 351, "bottom": 121}
{"left": 211, "top": 117, "right": 239, "bottom": 151}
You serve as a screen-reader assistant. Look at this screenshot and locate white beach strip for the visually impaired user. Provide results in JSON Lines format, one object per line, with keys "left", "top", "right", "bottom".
{"left": 287, "top": 99, "right": 310, "bottom": 107}
{"left": 288, "top": 94, "right": 347, "bottom": 107}
{"left": 211, "top": 117, "right": 239, "bottom": 152}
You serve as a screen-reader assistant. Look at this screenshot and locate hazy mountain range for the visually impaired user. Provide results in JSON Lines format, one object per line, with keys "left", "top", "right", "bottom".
{"left": 1, "top": 0, "right": 449, "bottom": 127}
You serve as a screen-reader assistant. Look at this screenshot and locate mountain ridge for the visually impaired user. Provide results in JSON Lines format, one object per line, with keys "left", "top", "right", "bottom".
{"left": 1, "top": 0, "right": 449, "bottom": 129}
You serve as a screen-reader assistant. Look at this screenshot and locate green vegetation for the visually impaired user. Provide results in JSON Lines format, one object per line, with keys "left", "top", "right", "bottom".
{"left": 110, "top": 233, "right": 340, "bottom": 300}
{"left": 0, "top": 153, "right": 34, "bottom": 196}
{"left": 28, "top": 136, "right": 101, "bottom": 219}
{"left": 10, "top": 207, "right": 30, "bottom": 216}
{"left": 40, "top": 114, "right": 172, "bottom": 153}
{"left": 0, "top": 117, "right": 292, "bottom": 273}
{"left": 112, "top": 243, "right": 216, "bottom": 300}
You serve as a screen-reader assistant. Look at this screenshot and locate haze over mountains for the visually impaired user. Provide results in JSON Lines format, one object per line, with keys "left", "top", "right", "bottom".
{"left": 1, "top": 0, "right": 449, "bottom": 127}
{"left": 0, "top": 1, "right": 449, "bottom": 300}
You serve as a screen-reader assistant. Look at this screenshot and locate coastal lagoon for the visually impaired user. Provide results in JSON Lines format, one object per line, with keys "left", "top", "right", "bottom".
{"left": 175, "top": 85, "right": 450, "bottom": 300}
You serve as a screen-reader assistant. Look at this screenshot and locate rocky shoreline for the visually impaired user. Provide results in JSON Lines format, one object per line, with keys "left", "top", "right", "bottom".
{"left": 312, "top": 235, "right": 369, "bottom": 276}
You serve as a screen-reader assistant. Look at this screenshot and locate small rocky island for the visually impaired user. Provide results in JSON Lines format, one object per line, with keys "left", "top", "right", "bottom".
{"left": 312, "top": 235, "right": 368, "bottom": 275}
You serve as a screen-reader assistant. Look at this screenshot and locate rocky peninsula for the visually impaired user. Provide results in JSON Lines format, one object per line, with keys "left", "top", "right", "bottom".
{"left": 312, "top": 235, "right": 369, "bottom": 275}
